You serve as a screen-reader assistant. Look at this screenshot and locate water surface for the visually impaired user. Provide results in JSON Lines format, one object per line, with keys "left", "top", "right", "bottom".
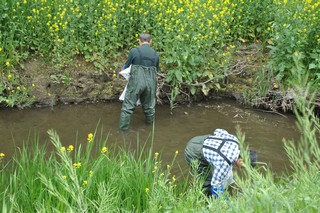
{"left": 0, "top": 99, "right": 299, "bottom": 174}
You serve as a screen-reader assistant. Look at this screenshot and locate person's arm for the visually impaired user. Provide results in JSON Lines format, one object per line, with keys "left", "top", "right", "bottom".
{"left": 156, "top": 53, "right": 160, "bottom": 72}
{"left": 123, "top": 48, "right": 136, "bottom": 69}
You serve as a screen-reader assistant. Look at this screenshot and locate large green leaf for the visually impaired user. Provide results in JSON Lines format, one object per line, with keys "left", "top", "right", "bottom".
{"left": 174, "top": 70, "right": 183, "bottom": 82}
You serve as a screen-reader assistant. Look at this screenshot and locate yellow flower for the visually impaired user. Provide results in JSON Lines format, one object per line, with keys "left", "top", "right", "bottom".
{"left": 32, "top": 84, "right": 35, "bottom": 87}
{"left": 89, "top": 170, "right": 93, "bottom": 177}
{"left": 167, "top": 164, "right": 171, "bottom": 169}
{"left": 175, "top": 150, "right": 179, "bottom": 155}
{"left": 17, "top": 86, "right": 21, "bottom": 90}
{"left": 101, "top": 146, "right": 107, "bottom": 153}
{"left": 82, "top": 180, "right": 88, "bottom": 186}
{"left": 6, "top": 61, "right": 10, "bottom": 66}
{"left": 8, "top": 74, "right": 12, "bottom": 79}
{"left": 67, "top": 145, "right": 74, "bottom": 152}
{"left": 61, "top": 146, "right": 66, "bottom": 152}
{"left": 62, "top": 175, "right": 67, "bottom": 180}
{"left": 145, "top": 187, "right": 149, "bottom": 193}
{"left": 0, "top": 153, "right": 5, "bottom": 157}
{"left": 87, "top": 133, "right": 93, "bottom": 142}
{"left": 152, "top": 166, "right": 158, "bottom": 173}
{"left": 154, "top": 152, "right": 159, "bottom": 158}
{"left": 73, "top": 162, "right": 81, "bottom": 168}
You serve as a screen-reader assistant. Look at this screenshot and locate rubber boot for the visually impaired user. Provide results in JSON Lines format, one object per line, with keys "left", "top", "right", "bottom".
{"left": 145, "top": 115, "right": 154, "bottom": 125}
{"left": 119, "top": 112, "right": 131, "bottom": 131}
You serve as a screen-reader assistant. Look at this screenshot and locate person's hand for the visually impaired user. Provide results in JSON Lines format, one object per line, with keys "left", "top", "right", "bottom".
{"left": 235, "top": 158, "right": 243, "bottom": 167}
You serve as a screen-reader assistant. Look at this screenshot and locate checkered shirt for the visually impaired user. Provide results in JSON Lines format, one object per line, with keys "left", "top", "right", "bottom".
{"left": 202, "top": 129, "right": 240, "bottom": 188}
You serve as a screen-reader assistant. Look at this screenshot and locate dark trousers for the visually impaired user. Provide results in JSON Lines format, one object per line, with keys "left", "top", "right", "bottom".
{"left": 184, "top": 136, "right": 212, "bottom": 196}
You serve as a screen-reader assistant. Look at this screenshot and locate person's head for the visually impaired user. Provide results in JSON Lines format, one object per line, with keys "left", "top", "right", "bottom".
{"left": 235, "top": 149, "right": 258, "bottom": 168}
{"left": 139, "top": 33, "right": 152, "bottom": 45}
{"left": 249, "top": 150, "right": 258, "bottom": 167}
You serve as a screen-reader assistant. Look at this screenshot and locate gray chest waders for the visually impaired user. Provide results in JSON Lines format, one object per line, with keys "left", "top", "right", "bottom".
{"left": 119, "top": 48, "right": 158, "bottom": 131}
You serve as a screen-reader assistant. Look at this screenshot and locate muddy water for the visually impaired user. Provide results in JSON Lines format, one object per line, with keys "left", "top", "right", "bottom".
{"left": 0, "top": 99, "right": 299, "bottom": 175}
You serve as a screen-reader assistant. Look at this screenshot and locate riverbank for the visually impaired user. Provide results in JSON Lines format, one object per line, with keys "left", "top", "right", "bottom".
{"left": 18, "top": 44, "right": 307, "bottom": 114}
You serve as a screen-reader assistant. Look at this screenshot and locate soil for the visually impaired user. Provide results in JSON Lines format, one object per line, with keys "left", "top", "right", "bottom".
{"left": 22, "top": 58, "right": 127, "bottom": 107}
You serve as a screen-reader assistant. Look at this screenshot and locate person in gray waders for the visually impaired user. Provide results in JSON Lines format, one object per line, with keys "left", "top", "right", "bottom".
{"left": 119, "top": 33, "right": 160, "bottom": 131}
{"left": 184, "top": 128, "right": 257, "bottom": 199}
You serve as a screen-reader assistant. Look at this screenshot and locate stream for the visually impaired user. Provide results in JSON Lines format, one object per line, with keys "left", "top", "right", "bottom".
{"left": 0, "top": 99, "right": 300, "bottom": 175}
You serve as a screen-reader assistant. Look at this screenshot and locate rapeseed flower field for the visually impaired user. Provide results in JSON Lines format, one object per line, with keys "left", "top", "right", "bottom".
{"left": 0, "top": 0, "right": 319, "bottom": 107}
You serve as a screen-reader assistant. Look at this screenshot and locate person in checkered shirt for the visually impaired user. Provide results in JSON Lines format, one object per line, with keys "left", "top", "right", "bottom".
{"left": 185, "top": 128, "right": 257, "bottom": 198}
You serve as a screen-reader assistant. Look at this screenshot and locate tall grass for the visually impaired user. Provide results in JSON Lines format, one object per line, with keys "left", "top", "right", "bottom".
{"left": 0, "top": 126, "right": 183, "bottom": 212}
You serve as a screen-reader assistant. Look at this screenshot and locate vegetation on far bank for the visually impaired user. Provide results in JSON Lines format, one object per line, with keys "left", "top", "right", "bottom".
{"left": 0, "top": 0, "right": 319, "bottom": 109}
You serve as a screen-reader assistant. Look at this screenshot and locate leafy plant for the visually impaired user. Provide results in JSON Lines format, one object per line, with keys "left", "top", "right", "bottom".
{"left": 0, "top": 71, "right": 35, "bottom": 108}
{"left": 50, "top": 71, "right": 71, "bottom": 85}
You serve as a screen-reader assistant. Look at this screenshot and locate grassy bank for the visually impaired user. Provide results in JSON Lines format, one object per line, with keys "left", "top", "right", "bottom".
{"left": 1, "top": 0, "right": 319, "bottom": 108}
